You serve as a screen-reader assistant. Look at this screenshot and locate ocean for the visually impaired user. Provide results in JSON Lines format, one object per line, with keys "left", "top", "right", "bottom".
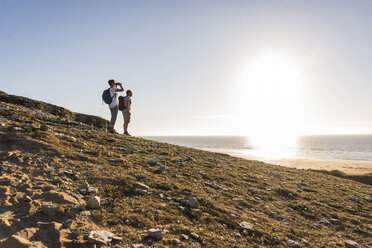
{"left": 143, "top": 135, "right": 372, "bottom": 161}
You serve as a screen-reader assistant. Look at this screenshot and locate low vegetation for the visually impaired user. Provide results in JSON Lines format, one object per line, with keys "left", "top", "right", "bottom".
{"left": 0, "top": 91, "right": 371, "bottom": 247}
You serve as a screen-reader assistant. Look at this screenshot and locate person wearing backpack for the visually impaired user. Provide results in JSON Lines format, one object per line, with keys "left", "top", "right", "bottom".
{"left": 104, "top": 79, "right": 124, "bottom": 133}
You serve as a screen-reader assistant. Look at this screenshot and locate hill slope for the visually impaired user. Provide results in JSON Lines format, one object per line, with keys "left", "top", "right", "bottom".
{"left": 0, "top": 91, "right": 371, "bottom": 248}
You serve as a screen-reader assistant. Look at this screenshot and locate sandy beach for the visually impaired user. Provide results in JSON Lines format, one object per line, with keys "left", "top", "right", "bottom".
{"left": 206, "top": 149, "right": 372, "bottom": 175}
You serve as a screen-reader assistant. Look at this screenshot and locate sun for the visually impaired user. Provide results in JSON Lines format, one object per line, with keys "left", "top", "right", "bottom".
{"left": 235, "top": 53, "right": 304, "bottom": 152}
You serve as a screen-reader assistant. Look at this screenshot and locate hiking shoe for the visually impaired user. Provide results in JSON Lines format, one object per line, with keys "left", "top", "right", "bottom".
{"left": 124, "top": 131, "right": 131, "bottom": 136}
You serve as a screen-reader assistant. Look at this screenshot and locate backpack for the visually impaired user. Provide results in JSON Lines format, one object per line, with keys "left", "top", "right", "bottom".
{"left": 102, "top": 88, "right": 115, "bottom": 104}
{"left": 118, "top": 96, "right": 126, "bottom": 111}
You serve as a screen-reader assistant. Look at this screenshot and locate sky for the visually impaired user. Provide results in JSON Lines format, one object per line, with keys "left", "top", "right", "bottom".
{"left": 0, "top": 0, "right": 372, "bottom": 136}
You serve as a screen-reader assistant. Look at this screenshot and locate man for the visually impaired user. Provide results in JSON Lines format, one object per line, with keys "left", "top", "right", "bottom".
{"left": 108, "top": 79, "right": 124, "bottom": 133}
{"left": 123, "top": 89, "right": 132, "bottom": 136}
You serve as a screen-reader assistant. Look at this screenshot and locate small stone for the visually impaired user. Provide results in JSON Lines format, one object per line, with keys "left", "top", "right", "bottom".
{"left": 180, "top": 234, "right": 189, "bottom": 241}
{"left": 148, "top": 159, "right": 158, "bottom": 166}
{"left": 187, "top": 197, "right": 199, "bottom": 208}
{"left": 101, "top": 199, "right": 109, "bottom": 205}
{"left": 41, "top": 204, "right": 58, "bottom": 217}
{"left": 229, "top": 240, "right": 236, "bottom": 244}
{"left": 190, "top": 232, "right": 199, "bottom": 240}
{"left": 345, "top": 240, "right": 361, "bottom": 248}
{"left": 147, "top": 228, "right": 163, "bottom": 241}
{"left": 87, "top": 196, "right": 101, "bottom": 209}
{"left": 24, "top": 196, "right": 32, "bottom": 202}
{"left": 286, "top": 240, "right": 302, "bottom": 247}
{"left": 173, "top": 239, "right": 181, "bottom": 245}
{"left": 301, "top": 239, "right": 309, "bottom": 246}
{"left": 156, "top": 165, "right": 166, "bottom": 173}
{"left": 302, "top": 211, "right": 315, "bottom": 219}
{"left": 88, "top": 230, "right": 114, "bottom": 245}
{"left": 135, "top": 182, "right": 150, "bottom": 191}
{"left": 239, "top": 221, "right": 253, "bottom": 230}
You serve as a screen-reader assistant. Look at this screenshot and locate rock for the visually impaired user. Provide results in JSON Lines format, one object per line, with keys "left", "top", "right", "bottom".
{"left": 173, "top": 239, "right": 181, "bottom": 245}
{"left": 147, "top": 228, "right": 163, "bottom": 241}
{"left": 302, "top": 211, "right": 315, "bottom": 219}
{"left": 187, "top": 197, "right": 199, "bottom": 208}
{"left": 180, "top": 234, "right": 189, "bottom": 241}
{"left": 239, "top": 221, "right": 253, "bottom": 230}
{"left": 87, "top": 196, "right": 101, "bottom": 209}
{"left": 24, "top": 195, "right": 32, "bottom": 202}
{"left": 286, "top": 240, "right": 302, "bottom": 247}
{"left": 101, "top": 199, "right": 109, "bottom": 205}
{"left": 301, "top": 239, "right": 309, "bottom": 246}
{"left": 229, "top": 240, "right": 236, "bottom": 244}
{"left": 55, "top": 133, "right": 65, "bottom": 139}
{"left": 148, "top": 159, "right": 158, "bottom": 166}
{"left": 135, "top": 182, "right": 150, "bottom": 194}
{"left": 248, "top": 188, "right": 255, "bottom": 193}
{"left": 190, "top": 232, "right": 199, "bottom": 240}
{"left": 156, "top": 165, "right": 166, "bottom": 173}
{"left": 88, "top": 230, "right": 114, "bottom": 245}
{"left": 345, "top": 240, "right": 361, "bottom": 248}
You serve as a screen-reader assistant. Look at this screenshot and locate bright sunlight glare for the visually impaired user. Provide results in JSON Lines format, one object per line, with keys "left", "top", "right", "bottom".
{"left": 236, "top": 53, "right": 305, "bottom": 156}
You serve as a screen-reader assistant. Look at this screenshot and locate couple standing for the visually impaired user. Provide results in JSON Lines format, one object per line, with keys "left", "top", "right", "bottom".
{"left": 107, "top": 79, "right": 133, "bottom": 135}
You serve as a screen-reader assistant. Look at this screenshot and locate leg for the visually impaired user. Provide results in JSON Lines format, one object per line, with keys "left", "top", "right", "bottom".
{"left": 109, "top": 106, "right": 118, "bottom": 131}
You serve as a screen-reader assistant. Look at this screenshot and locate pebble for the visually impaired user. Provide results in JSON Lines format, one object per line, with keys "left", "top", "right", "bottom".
{"left": 147, "top": 228, "right": 163, "bottom": 240}
{"left": 190, "top": 232, "right": 199, "bottom": 240}
{"left": 345, "top": 240, "right": 361, "bottom": 248}
{"left": 148, "top": 159, "right": 158, "bottom": 166}
{"left": 187, "top": 197, "right": 199, "bottom": 208}
{"left": 87, "top": 196, "right": 101, "bottom": 209}
{"left": 239, "top": 221, "right": 253, "bottom": 230}
{"left": 173, "top": 239, "right": 181, "bottom": 244}
{"left": 286, "top": 240, "right": 302, "bottom": 247}
{"left": 135, "top": 182, "right": 150, "bottom": 191}
{"left": 229, "top": 239, "right": 236, "bottom": 244}
{"left": 302, "top": 211, "right": 316, "bottom": 219}
{"left": 88, "top": 230, "right": 114, "bottom": 245}
{"left": 180, "top": 234, "right": 189, "bottom": 241}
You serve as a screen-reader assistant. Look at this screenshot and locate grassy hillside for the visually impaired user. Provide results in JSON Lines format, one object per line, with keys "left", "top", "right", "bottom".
{"left": 0, "top": 91, "right": 371, "bottom": 248}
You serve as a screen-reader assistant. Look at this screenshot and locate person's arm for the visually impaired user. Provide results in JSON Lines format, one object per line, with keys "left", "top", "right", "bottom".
{"left": 126, "top": 99, "right": 131, "bottom": 114}
{"left": 115, "top": 83, "right": 124, "bottom": 92}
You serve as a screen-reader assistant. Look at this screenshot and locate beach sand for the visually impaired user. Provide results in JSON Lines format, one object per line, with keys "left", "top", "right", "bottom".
{"left": 205, "top": 149, "right": 372, "bottom": 175}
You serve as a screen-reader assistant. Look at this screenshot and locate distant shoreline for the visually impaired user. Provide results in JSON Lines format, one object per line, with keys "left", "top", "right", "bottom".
{"left": 205, "top": 148, "right": 372, "bottom": 175}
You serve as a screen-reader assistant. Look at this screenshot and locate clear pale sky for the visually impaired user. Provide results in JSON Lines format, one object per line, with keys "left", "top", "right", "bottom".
{"left": 1, "top": 0, "right": 371, "bottom": 136}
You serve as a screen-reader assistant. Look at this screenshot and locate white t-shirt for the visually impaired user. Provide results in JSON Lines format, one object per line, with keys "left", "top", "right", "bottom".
{"left": 109, "top": 87, "right": 118, "bottom": 108}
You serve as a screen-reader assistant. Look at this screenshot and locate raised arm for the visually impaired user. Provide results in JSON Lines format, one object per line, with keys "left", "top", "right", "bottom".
{"left": 115, "top": 82, "right": 124, "bottom": 92}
